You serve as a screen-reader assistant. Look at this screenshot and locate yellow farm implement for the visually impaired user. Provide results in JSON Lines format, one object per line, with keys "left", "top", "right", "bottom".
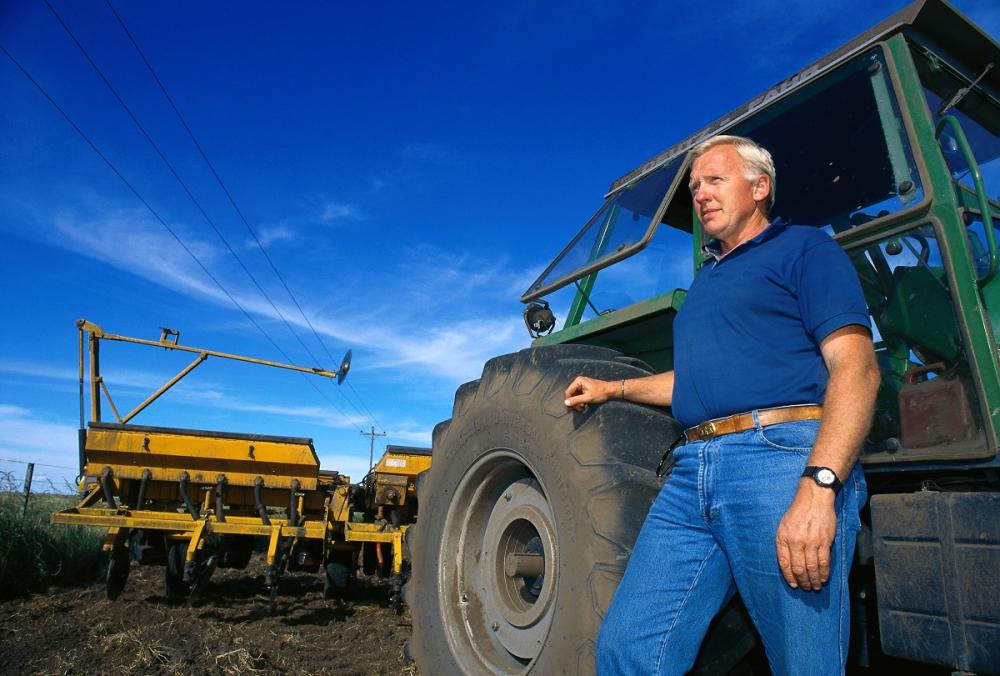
{"left": 51, "top": 319, "right": 429, "bottom": 611}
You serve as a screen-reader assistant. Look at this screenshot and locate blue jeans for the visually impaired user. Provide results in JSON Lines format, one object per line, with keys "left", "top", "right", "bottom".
{"left": 596, "top": 418, "right": 866, "bottom": 675}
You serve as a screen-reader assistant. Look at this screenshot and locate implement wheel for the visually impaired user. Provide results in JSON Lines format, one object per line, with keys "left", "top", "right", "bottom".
{"left": 105, "top": 547, "right": 130, "bottom": 601}
{"left": 164, "top": 541, "right": 190, "bottom": 600}
{"left": 324, "top": 550, "right": 354, "bottom": 599}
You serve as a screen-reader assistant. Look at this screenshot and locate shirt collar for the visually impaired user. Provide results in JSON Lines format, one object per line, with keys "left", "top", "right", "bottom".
{"left": 702, "top": 218, "right": 786, "bottom": 262}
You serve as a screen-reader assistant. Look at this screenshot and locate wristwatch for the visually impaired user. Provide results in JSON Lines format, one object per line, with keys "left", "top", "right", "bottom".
{"left": 802, "top": 466, "right": 842, "bottom": 492}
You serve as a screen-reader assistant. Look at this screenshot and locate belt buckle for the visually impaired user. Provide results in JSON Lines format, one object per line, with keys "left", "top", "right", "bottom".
{"left": 697, "top": 421, "right": 716, "bottom": 438}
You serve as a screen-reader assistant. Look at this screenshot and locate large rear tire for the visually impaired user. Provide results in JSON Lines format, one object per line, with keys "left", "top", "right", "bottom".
{"left": 409, "top": 345, "right": 693, "bottom": 674}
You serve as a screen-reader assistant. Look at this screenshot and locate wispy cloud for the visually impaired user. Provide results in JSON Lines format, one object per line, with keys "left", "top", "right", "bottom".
{"left": 400, "top": 141, "right": 451, "bottom": 162}
{"left": 0, "top": 356, "right": 367, "bottom": 430}
{"left": 29, "top": 200, "right": 536, "bottom": 385}
{"left": 318, "top": 200, "right": 363, "bottom": 224}
{"left": 385, "top": 420, "right": 433, "bottom": 446}
{"left": 205, "top": 396, "right": 369, "bottom": 430}
{"left": 0, "top": 358, "right": 222, "bottom": 394}
{"left": 53, "top": 207, "right": 234, "bottom": 308}
{"left": 249, "top": 224, "right": 295, "bottom": 248}
{"left": 0, "top": 404, "right": 79, "bottom": 469}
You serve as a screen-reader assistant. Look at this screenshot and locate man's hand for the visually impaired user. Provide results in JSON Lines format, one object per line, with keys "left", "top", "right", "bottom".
{"left": 773, "top": 324, "right": 879, "bottom": 591}
{"left": 564, "top": 377, "right": 616, "bottom": 412}
{"left": 775, "top": 481, "right": 837, "bottom": 591}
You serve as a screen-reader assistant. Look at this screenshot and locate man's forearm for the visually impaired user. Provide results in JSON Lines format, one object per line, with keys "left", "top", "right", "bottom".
{"left": 622, "top": 371, "right": 675, "bottom": 407}
{"left": 807, "top": 348, "right": 881, "bottom": 481}
{"left": 564, "top": 370, "right": 675, "bottom": 411}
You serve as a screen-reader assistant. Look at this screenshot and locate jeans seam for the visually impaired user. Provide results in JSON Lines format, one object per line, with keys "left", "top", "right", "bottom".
{"left": 697, "top": 443, "right": 707, "bottom": 520}
{"left": 836, "top": 477, "right": 851, "bottom": 668}
{"left": 654, "top": 543, "right": 717, "bottom": 675}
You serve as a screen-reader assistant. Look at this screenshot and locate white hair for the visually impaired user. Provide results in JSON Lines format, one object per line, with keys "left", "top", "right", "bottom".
{"left": 688, "top": 135, "right": 776, "bottom": 212}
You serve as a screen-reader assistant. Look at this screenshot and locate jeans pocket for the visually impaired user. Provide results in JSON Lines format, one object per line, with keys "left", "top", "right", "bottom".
{"left": 755, "top": 420, "right": 820, "bottom": 453}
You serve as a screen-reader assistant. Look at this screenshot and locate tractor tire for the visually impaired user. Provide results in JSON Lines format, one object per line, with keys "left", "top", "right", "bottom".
{"left": 408, "top": 344, "right": 758, "bottom": 674}
{"left": 406, "top": 345, "right": 669, "bottom": 673}
{"left": 164, "top": 541, "right": 190, "bottom": 600}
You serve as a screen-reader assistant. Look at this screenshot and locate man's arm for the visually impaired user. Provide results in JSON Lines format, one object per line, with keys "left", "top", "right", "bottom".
{"left": 564, "top": 371, "right": 675, "bottom": 411}
{"left": 775, "top": 324, "right": 881, "bottom": 591}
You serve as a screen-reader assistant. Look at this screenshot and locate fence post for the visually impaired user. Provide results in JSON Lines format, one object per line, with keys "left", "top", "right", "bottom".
{"left": 22, "top": 462, "right": 34, "bottom": 518}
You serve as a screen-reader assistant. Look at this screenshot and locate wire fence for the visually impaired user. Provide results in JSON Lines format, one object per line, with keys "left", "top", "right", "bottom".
{"left": 0, "top": 457, "right": 80, "bottom": 499}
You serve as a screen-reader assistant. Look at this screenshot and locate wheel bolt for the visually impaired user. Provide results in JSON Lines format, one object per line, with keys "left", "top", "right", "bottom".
{"left": 491, "top": 621, "right": 499, "bottom": 631}
{"left": 504, "top": 492, "right": 512, "bottom": 501}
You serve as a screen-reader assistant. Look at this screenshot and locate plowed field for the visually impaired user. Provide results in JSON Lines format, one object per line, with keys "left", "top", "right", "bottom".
{"left": 0, "top": 559, "right": 415, "bottom": 675}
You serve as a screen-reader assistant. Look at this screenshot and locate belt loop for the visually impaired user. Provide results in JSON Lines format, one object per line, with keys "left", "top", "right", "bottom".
{"left": 751, "top": 409, "right": 761, "bottom": 429}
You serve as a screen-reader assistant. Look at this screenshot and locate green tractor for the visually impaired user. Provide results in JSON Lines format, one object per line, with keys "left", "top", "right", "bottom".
{"left": 408, "top": 1, "right": 1000, "bottom": 672}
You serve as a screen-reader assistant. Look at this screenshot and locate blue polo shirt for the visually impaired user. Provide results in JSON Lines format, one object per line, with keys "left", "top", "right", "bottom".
{"left": 671, "top": 220, "right": 870, "bottom": 429}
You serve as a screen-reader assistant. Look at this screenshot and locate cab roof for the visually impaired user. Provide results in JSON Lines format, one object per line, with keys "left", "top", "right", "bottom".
{"left": 607, "top": 0, "right": 1000, "bottom": 197}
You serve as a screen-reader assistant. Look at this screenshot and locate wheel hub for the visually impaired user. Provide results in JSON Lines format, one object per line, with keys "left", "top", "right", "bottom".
{"left": 442, "top": 452, "right": 559, "bottom": 670}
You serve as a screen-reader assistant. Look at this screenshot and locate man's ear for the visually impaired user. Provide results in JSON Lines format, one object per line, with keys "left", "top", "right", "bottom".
{"left": 753, "top": 174, "right": 771, "bottom": 204}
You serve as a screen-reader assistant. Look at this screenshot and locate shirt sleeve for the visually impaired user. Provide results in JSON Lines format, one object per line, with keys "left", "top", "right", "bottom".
{"left": 796, "top": 235, "right": 872, "bottom": 343}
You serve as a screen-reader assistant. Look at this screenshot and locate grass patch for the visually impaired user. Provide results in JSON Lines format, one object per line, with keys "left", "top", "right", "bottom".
{"left": 0, "top": 482, "right": 103, "bottom": 600}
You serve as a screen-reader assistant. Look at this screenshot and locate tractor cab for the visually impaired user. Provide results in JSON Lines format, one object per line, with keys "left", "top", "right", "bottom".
{"left": 523, "top": 0, "right": 1000, "bottom": 469}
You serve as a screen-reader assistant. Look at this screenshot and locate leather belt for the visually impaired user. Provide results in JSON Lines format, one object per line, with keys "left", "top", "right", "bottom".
{"left": 684, "top": 405, "right": 822, "bottom": 442}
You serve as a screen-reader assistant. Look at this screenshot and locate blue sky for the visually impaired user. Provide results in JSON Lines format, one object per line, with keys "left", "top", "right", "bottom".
{"left": 2, "top": 0, "right": 998, "bottom": 490}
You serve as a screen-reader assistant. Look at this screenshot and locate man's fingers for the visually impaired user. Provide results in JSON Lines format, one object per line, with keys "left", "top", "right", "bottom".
{"left": 776, "top": 541, "right": 797, "bottom": 588}
{"left": 563, "top": 378, "right": 584, "bottom": 399}
{"left": 804, "top": 547, "right": 823, "bottom": 590}
{"left": 564, "top": 377, "right": 610, "bottom": 410}
{"left": 788, "top": 543, "right": 810, "bottom": 590}
{"left": 817, "top": 548, "right": 831, "bottom": 586}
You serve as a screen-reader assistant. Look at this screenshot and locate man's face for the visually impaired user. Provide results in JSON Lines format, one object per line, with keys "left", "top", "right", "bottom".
{"left": 688, "top": 145, "right": 768, "bottom": 246}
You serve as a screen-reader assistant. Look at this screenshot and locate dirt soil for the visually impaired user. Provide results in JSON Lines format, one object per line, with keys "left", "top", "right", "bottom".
{"left": 0, "top": 559, "right": 417, "bottom": 675}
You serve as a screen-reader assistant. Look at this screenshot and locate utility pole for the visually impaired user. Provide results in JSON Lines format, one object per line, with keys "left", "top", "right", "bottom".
{"left": 360, "top": 426, "right": 386, "bottom": 475}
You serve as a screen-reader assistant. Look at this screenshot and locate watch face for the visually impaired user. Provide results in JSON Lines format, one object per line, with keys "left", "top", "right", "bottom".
{"left": 816, "top": 468, "right": 836, "bottom": 486}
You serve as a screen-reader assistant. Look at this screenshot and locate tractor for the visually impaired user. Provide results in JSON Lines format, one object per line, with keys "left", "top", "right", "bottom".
{"left": 407, "top": 1, "right": 1000, "bottom": 673}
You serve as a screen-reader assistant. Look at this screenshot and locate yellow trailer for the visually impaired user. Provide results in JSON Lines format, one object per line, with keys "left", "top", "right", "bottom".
{"left": 52, "top": 319, "right": 428, "bottom": 611}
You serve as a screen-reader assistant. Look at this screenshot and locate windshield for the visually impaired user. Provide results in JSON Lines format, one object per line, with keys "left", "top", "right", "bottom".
{"left": 715, "top": 48, "right": 924, "bottom": 240}
{"left": 520, "top": 159, "right": 683, "bottom": 302}
{"left": 912, "top": 44, "right": 1000, "bottom": 203}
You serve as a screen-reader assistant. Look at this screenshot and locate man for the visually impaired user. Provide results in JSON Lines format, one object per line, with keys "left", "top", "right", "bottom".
{"left": 564, "top": 135, "right": 881, "bottom": 675}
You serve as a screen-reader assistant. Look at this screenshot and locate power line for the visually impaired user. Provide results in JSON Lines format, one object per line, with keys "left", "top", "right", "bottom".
{"left": 38, "top": 1, "right": 360, "bottom": 427}
{"left": 0, "top": 42, "right": 355, "bottom": 425}
{"left": 347, "top": 380, "right": 384, "bottom": 431}
{"left": 43, "top": 0, "right": 327, "bottom": 375}
{"left": 105, "top": 0, "right": 386, "bottom": 435}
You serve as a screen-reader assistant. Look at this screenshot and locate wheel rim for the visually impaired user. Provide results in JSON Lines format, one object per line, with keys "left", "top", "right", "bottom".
{"left": 440, "top": 450, "right": 558, "bottom": 672}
